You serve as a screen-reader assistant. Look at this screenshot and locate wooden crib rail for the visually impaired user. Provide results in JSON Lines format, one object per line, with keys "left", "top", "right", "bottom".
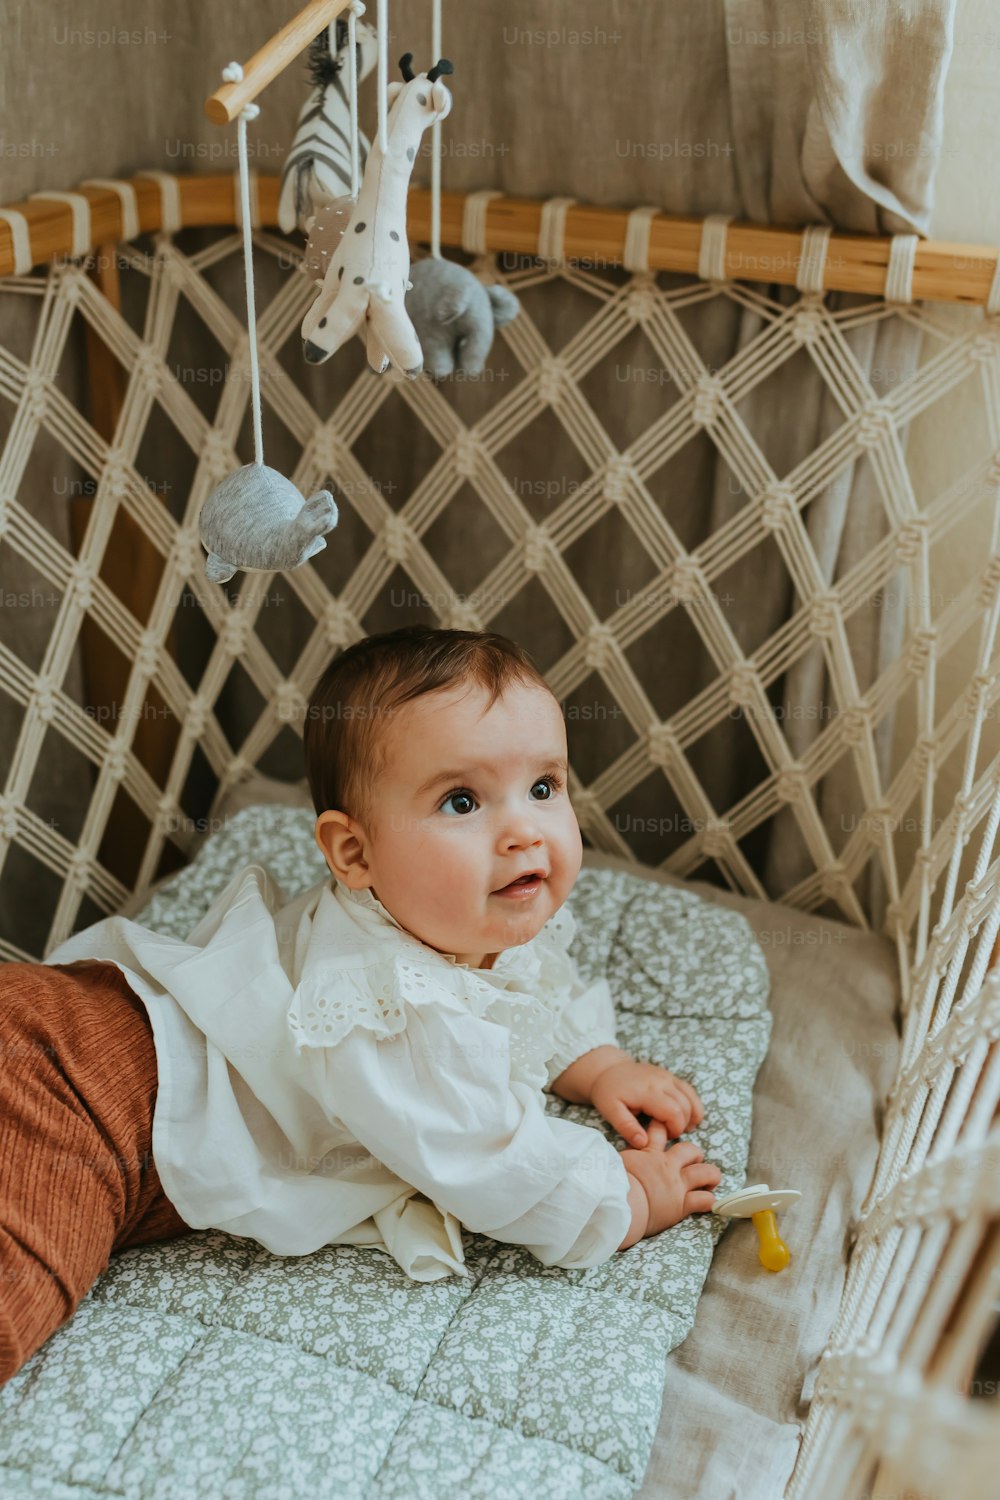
{"left": 1, "top": 174, "right": 999, "bottom": 306}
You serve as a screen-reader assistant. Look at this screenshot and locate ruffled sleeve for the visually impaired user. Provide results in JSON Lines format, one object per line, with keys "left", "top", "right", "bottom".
{"left": 316, "top": 993, "right": 633, "bottom": 1271}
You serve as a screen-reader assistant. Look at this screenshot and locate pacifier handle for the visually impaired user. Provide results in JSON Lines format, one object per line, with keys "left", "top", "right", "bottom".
{"left": 752, "top": 1208, "right": 791, "bottom": 1272}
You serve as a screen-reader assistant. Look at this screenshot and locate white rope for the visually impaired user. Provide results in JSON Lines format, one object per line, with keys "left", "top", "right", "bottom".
{"left": 346, "top": 1, "right": 364, "bottom": 199}
{"left": 0, "top": 208, "right": 33, "bottom": 273}
{"left": 622, "top": 205, "right": 661, "bottom": 273}
{"left": 376, "top": 0, "right": 388, "bottom": 156}
{"left": 430, "top": 0, "right": 442, "bottom": 257}
{"left": 134, "top": 171, "right": 182, "bottom": 234}
{"left": 537, "top": 197, "right": 576, "bottom": 265}
{"left": 698, "top": 213, "right": 733, "bottom": 283}
{"left": 461, "top": 189, "right": 502, "bottom": 255}
{"left": 885, "top": 233, "right": 920, "bottom": 304}
{"left": 81, "top": 179, "right": 140, "bottom": 242}
{"left": 222, "top": 62, "right": 264, "bottom": 467}
{"left": 795, "top": 224, "right": 832, "bottom": 294}
{"left": 28, "top": 192, "right": 92, "bottom": 258}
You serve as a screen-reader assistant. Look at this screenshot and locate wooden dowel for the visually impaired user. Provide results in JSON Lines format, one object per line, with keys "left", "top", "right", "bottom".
{"left": 204, "top": 0, "right": 352, "bottom": 125}
{"left": 1, "top": 173, "right": 999, "bottom": 307}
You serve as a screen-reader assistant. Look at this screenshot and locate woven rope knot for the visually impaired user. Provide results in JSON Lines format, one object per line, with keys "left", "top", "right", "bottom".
{"left": 670, "top": 558, "right": 703, "bottom": 603}
{"left": 964, "top": 673, "right": 993, "bottom": 721}
{"left": 760, "top": 483, "right": 797, "bottom": 531}
{"left": 221, "top": 614, "right": 250, "bottom": 654}
{"left": 971, "top": 322, "right": 1000, "bottom": 362}
{"left": 865, "top": 805, "right": 894, "bottom": 841}
{"left": 186, "top": 696, "right": 209, "bottom": 736}
{"left": 57, "top": 265, "right": 85, "bottom": 304}
{"left": 24, "top": 370, "right": 48, "bottom": 419}
{"left": 136, "top": 630, "right": 158, "bottom": 677}
{"left": 907, "top": 628, "right": 938, "bottom": 675}
{"left": 323, "top": 599, "right": 355, "bottom": 646}
{"left": 645, "top": 724, "right": 678, "bottom": 769}
{"left": 691, "top": 375, "right": 723, "bottom": 428}
{"left": 701, "top": 817, "right": 730, "bottom": 858}
{"left": 134, "top": 345, "right": 161, "bottom": 390}
{"left": 0, "top": 797, "right": 18, "bottom": 838}
{"left": 536, "top": 358, "right": 564, "bottom": 405}
{"left": 978, "top": 553, "right": 1000, "bottom": 606}
{"left": 583, "top": 623, "right": 616, "bottom": 670}
{"left": 71, "top": 567, "right": 95, "bottom": 611}
{"left": 105, "top": 738, "right": 128, "bottom": 782}
{"left": 809, "top": 592, "right": 840, "bottom": 638}
{"left": 914, "top": 735, "right": 936, "bottom": 776}
{"left": 33, "top": 676, "right": 57, "bottom": 723}
{"left": 275, "top": 683, "right": 300, "bottom": 722}
{"left": 453, "top": 434, "right": 479, "bottom": 478}
{"left": 894, "top": 516, "right": 928, "bottom": 563}
{"left": 227, "top": 755, "right": 252, "bottom": 783}
{"left": 156, "top": 794, "right": 179, "bottom": 826}
{"left": 820, "top": 862, "right": 848, "bottom": 898}
{"left": 775, "top": 764, "right": 806, "bottom": 803}
{"left": 443, "top": 602, "right": 484, "bottom": 631}
{"left": 856, "top": 402, "right": 895, "bottom": 450}
{"left": 523, "top": 525, "right": 554, "bottom": 574}
{"left": 173, "top": 531, "right": 200, "bottom": 577}
{"left": 67, "top": 850, "right": 91, "bottom": 886}
{"left": 791, "top": 296, "right": 825, "bottom": 344}
{"left": 103, "top": 447, "right": 130, "bottom": 496}
{"left": 570, "top": 786, "right": 600, "bottom": 824}
{"left": 603, "top": 457, "right": 633, "bottom": 506}
{"left": 728, "top": 665, "right": 757, "bottom": 707}
{"left": 839, "top": 705, "right": 869, "bottom": 745}
{"left": 202, "top": 430, "right": 235, "bottom": 478}
{"left": 311, "top": 430, "right": 341, "bottom": 473}
{"left": 382, "top": 516, "right": 412, "bottom": 562}
{"left": 624, "top": 276, "right": 657, "bottom": 322}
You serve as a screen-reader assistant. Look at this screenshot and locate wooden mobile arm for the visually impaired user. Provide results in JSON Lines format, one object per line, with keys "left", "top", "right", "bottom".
{"left": 203, "top": 0, "right": 356, "bottom": 125}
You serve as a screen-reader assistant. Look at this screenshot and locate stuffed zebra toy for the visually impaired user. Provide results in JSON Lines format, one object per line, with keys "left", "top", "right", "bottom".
{"left": 277, "top": 17, "right": 379, "bottom": 236}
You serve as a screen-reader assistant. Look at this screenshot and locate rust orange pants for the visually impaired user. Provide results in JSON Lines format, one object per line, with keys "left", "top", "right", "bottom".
{"left": 0, "top": 958, "right": 196, "bottom": 1384}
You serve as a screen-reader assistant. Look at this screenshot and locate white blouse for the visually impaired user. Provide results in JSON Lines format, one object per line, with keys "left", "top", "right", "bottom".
{"left": 45, "top": 864, "right": 633, "bottom": 1281}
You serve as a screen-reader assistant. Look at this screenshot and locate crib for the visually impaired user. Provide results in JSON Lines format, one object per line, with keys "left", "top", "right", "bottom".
{"left": 1, "top": 5, "right": 999, "bottom": 1497}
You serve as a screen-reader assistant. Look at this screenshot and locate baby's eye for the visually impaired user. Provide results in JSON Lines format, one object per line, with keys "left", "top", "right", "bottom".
{"left": 531, "top": 776, "right": 560, "bottom": 800}
{"left": 440, "top": 788, "right": 477, "bottom": 816}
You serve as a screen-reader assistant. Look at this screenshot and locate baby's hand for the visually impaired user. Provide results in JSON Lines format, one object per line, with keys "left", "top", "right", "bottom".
{"left": 591, "top": 1057, "right": 704, "bottom": 1147}
{"left": 620, "top": 1119, "right": 721, "bottom": 1235}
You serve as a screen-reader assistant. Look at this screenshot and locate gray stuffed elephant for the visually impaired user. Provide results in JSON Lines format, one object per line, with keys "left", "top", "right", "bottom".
{"left": 405, "top": 258, "right": 520, "bottom": 379}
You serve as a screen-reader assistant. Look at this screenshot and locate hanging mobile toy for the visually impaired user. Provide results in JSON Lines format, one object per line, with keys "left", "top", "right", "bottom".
{"left": 198, "top": 63, "right": 338, "bottom": 584}
{"left": 714, "top": 1183, "right": 801, "bottom": 1272}
{"left": 299, "top": 0, "right": 453, "bottom": 375}
{"left": 404, "top": 0, "right": 520, "bottom": 379}
{"left": 277, "top": 9, "right": 378, "bottom": 236}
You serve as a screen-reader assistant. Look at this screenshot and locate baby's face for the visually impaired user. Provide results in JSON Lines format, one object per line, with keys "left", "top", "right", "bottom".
{"left": 346, "top": 678, "right": 582, "bottom": 967}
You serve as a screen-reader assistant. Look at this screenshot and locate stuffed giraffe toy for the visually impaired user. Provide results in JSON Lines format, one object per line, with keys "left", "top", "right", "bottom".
{"left": 300, "top": 53, "right": 453, "bottom": 377}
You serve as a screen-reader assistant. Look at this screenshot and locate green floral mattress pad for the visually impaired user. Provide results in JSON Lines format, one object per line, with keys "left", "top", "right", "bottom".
{"left": 0, "top": 804, "right": 772, "bottom": 1499}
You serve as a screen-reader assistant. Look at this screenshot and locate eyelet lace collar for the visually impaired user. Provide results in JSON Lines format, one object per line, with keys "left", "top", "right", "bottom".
{"left": 325, "top": 879, "right": 579, "bottom": 1088}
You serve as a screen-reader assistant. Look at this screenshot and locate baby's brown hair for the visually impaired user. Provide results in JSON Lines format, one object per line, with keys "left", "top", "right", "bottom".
{"left": 304, "top": 625, "right": 553, "bottom": 826}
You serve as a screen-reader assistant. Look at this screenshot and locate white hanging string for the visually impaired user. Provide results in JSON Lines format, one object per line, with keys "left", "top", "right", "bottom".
{"left": 346, "top": 1, "right": 364, "bottom": 199}
{"left": 376, "top": 0, "right": 388, "bottom": 155}
{"left": 222, "top": 63, "right": 264, "bottom": 467}
{"left": 430, "top": 0, "right": 442, "bottom": 258}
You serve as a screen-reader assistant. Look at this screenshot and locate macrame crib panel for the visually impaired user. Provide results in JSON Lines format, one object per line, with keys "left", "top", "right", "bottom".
{"left": 0, "top": 174, "right": 999, "bottom": 1500}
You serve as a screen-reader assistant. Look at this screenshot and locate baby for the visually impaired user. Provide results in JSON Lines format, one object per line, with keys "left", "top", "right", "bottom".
{"left": 0, "top": 624, "right": 719, "bottom": 1384}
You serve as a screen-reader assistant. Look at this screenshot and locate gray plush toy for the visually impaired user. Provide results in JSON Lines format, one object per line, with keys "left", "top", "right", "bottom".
{"left": 405, "top": 258, "right": 520, "bottom": 378}
{"left": 199, "top": 463, "right": 338, "bottom": 583}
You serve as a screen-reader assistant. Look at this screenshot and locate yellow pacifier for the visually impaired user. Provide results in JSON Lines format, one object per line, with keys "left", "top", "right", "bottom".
{"left": 714, "top": 1183, "right": 800, "bottom": 1272}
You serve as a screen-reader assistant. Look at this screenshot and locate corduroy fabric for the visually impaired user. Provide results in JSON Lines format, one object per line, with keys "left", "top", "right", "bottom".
{"left": 0, "top": 959, "right": 193, "bottom": 1384}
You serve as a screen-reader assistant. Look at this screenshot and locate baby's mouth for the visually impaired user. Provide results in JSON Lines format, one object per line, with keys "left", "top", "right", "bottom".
{"left": 492, "top": 871, "right": 546, "bottom": 896}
